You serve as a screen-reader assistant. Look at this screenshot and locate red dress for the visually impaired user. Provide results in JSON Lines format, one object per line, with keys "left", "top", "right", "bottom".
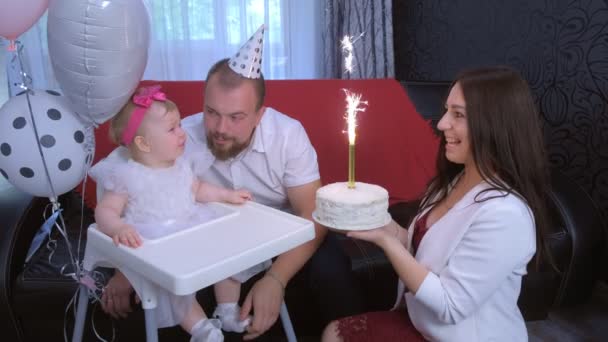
{"left": 336, "top": 212, "right": 431, "bottom": 341}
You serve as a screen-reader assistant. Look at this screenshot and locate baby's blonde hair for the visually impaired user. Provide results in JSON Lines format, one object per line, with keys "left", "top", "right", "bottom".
{"left": 109, "top": 93, "right": 178, "bottom": 146}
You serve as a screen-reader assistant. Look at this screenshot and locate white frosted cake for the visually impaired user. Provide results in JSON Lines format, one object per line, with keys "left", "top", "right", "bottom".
{"left": 313, "top": 182, "right": 390, "bottom": 230}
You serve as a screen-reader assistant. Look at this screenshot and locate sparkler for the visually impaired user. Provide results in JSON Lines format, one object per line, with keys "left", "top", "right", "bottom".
{"left": 340, "top": 33, "right": 364, "bottom": 74}
{"left": 340, "top": 33, "right": 366, "bottom": 189}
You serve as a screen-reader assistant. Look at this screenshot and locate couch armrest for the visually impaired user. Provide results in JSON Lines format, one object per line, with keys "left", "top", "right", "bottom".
{"left": 0, "top": 184, "right": 37, "bottom": 342}
{"left": 549, "top": 169, "right": 606, "bottom": 306}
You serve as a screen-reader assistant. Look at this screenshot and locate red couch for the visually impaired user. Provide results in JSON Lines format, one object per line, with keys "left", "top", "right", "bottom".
{"left": 83, "top": 79, "right": 439, "bottom": 208}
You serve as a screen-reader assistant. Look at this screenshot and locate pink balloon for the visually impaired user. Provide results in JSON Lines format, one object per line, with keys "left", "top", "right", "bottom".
{"left": 0, "top": 1, "right": 49, "bottom": 42}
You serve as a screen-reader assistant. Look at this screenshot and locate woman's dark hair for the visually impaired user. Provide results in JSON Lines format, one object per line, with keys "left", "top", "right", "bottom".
{"left": 420, "top": 66, "right": 551, "bottom": 268}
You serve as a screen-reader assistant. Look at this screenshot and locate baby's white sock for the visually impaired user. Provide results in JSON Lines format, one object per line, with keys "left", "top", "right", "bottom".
{"left": 190, "top": 318, "right": 224, "bottom": 342}
{"left": 213, "top": 302, "right": 251, "bottom": 333}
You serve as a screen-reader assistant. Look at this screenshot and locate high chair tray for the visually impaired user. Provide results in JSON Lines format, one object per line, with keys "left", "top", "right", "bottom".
{"left": 85, "top": 201, "right": 315, "bottom": 295}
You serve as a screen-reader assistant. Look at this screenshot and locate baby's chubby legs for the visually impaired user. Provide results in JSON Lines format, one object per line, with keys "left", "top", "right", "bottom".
{"left": 213, "top": 278, "right": 251, "bottom": 333}
{"left": 182, "top": 301, "right": 223, "bottom": 342}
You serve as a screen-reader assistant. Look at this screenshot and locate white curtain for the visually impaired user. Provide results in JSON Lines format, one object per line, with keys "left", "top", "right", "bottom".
{"left": 3, "top": 0, "right": 322, "bottom": 97}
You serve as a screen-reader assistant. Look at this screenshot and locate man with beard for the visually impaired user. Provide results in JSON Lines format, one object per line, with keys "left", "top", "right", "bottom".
{"left": 180, "top": 56, "right": 364, "bottom": 340}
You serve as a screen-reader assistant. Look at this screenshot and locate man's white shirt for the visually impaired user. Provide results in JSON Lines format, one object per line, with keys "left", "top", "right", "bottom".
{"left": 182, "top": 107, "right": 320, "bottom": 211}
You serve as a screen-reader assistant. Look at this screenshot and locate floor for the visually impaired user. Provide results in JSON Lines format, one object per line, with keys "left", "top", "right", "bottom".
{"left": 300, "top": 282, "right": 608, "bottom": 341}
{"left": 527, "top": 281, "right": 608, "bottom": 341}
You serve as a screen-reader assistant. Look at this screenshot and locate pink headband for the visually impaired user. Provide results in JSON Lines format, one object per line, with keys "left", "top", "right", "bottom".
{"left": 121, "top": 85, "right": 168, "bottom": 146}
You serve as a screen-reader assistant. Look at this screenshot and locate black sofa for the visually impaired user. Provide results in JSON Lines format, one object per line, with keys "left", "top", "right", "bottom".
{"left": 1, "top": 82, "right": 606, "bottom": 341}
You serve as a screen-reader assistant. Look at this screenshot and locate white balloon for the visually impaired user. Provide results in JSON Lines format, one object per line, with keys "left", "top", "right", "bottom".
{"left": 0, "top": 90, "right": 95, "bottom": 198}
{"left": 47, "top": 0, "right": 150, "bottom": 125}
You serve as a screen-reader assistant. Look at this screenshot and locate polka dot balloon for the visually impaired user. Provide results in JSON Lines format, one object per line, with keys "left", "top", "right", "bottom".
{"left": 0, "top": 90, "right": 95, "bottom": 198}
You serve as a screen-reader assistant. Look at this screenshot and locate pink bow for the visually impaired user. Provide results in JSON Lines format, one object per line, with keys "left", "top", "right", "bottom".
{"left": 121, "top": 85, "right": 169, "bottom": 146}
{"left": 133, "top": 85, "right": 167, "bottom": 108}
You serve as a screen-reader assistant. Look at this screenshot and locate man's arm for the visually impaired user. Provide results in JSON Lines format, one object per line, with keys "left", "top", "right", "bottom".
{"left": 267, "top": 179, "right": 326, "bottom": 284}
{"left": 241, "top": 179, "right": 326, "bottom": 340}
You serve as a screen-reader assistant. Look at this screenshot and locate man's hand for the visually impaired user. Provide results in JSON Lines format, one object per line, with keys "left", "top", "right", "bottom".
{"left": 101, "top": 271, "right": 138, "bottom": 319}
{"left": 240, "top": 274, "right": 284, "bottom": 340}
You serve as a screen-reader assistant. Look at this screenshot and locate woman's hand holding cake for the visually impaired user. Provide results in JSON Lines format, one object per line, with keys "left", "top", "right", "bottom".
{"left": 346, "top": 219, "right": 408, "bottom": 248}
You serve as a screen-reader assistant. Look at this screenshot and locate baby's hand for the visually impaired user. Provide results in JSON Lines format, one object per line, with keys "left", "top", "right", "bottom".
{"left": 228, "top": 189, "right": 252, "bottom": 204}
{"left": 113, "top": 225, "right": 143, "bottom": 248}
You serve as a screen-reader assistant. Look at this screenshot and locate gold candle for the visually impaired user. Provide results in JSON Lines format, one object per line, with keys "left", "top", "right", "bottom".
{"left": 348, "top": 143, "right": 355, "bottom": 188}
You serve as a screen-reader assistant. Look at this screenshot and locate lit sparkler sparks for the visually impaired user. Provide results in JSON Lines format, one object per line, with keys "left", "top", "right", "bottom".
{"left": 344, "top": 89, "right": 367, "bottom": 145}
{"left": 340, "top": 33, "right": 364, "bottom": 74}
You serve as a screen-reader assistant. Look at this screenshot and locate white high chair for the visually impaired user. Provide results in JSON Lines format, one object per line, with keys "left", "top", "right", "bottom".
{"left": 72, "top": 147, "right": 314, "bottom": 342}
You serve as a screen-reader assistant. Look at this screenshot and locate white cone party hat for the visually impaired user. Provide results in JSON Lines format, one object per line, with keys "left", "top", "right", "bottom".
{"left": 229, "top": 24, "right": 265, "bottom": 79}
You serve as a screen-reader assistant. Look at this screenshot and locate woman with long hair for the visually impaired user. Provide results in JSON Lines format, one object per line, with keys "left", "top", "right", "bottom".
{"left": 322, "top": 66, "right": 550, "bottom": 341}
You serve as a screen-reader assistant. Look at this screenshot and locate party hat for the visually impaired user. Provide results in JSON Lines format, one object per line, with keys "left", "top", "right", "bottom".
{"left": 228, "top": 24, "right": 265, "bottom": 79}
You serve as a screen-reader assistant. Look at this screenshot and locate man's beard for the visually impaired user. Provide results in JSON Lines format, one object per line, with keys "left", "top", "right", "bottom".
{"left": 206, "top": 132, "right": 250, "bottom": 161}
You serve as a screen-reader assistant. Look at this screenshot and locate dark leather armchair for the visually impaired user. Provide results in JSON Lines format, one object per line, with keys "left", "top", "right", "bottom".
{"left": 0, "top": 184, "right": 35, "bottom": 342}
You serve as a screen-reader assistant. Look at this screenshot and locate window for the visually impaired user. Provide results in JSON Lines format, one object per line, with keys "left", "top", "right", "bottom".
{"left": 145, "top": 0, "right": 290, "bottom": 80}
{"left": 0, "top": 43, "right": 8, "bottom": 104}
{"left": 4, "top": 0, "right": 320, "bottom": 89}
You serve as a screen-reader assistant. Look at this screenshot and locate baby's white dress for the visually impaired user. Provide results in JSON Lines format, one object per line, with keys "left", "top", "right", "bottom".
{"left": 90, "top": 155, "right": 269, "bottom": 327}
